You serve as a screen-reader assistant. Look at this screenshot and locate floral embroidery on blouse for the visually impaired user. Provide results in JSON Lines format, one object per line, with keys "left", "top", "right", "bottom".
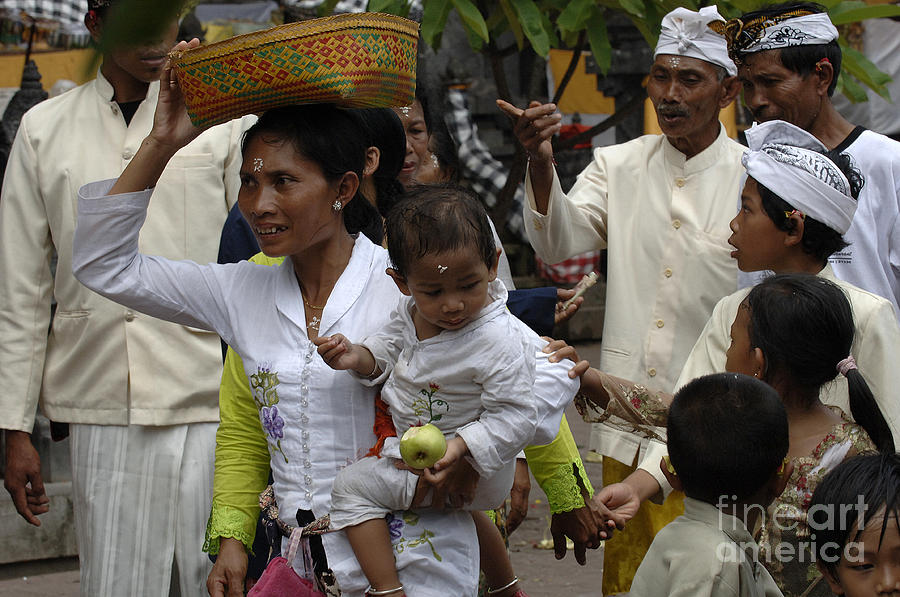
{"left": 756, "top": 409, "right": 876, "bottom": 597}
{"left": 393, "top": 511, "right": 443, "bottom": 562}
{"left": 387, "top": 512, "right": 404, "bottom": 541}
{"left": 249, "top": 363, "right": 289, "bottom": 463}
{"left": 411, "top": 382, "right": 450, "bottom": 425}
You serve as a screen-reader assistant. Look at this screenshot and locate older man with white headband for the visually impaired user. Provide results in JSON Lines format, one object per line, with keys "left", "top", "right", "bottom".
{"left": 498, "top": 6, "right": 744, "bottom": 592}
{"left": 728, "top": 1, "right": 900, "bottom": 321}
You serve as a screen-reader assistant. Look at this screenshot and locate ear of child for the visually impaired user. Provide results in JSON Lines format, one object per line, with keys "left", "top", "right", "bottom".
{"left": 660, "top": 456, "right": 683, "bottom": 493}
{"left": 386, "top": 268, "right": 411, "bottom": 296}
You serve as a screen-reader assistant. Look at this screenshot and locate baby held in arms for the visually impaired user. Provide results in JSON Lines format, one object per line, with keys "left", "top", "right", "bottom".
{"left": 317, "top": 185, "right": 538, "bottom": 597}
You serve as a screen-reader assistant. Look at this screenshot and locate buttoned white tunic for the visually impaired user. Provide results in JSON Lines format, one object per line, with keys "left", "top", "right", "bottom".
{"left": 365, "top": 280, "right": 537, "bottom": 475}
{"left": 524, "top": 125, "right": 745, "bottom": 464}
{"left": 0, "top": 72, "right": 252, "bottom": 596}
{"left": 73, "top": 180, "right": 486, "bottom": 595}
{"left": 0, "top": 73, "right": 251, "bottom": 431}
{"left": 330, "top": 281, "right": 538, "bottom": 529}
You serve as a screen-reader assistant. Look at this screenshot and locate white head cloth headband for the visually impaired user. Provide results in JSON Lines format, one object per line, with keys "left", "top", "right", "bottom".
{"left": 740, "top": 13, "right": 838, "bottom": 54}
{"left": 742, "top": 120, "right": 857, "bottom": 234}
{"left": 655, "top": 6, "right": 737, "bottom": 76}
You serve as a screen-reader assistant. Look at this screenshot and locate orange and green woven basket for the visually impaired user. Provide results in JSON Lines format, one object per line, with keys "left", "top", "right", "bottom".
{"left": 171, "top": 12, "right": 418, "bottom": 128}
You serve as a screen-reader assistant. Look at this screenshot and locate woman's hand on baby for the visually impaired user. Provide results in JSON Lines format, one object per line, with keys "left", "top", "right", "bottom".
{"left": 541, "top": 337, "right": 591, "bottom": 379}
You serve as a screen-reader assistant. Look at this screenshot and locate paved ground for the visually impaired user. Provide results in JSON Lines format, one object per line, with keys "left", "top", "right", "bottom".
{"left": 0, "top": 343, "right": 609, "bottom": 596}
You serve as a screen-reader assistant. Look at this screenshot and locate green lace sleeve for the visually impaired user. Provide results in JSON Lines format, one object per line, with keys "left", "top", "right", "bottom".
{"left": 204, "top": 347, "right": 272, "bottom": 554}
{"left": 523, "top": 415, "right": 594, "bottom": 514}
{"left": 204, "top": 501, "right": 259, "bottom": 554}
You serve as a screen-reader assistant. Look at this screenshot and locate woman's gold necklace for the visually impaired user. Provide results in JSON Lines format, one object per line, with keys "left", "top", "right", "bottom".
{"left": 301, "top": 293, "right": 326, "bottom": 311}
{"left": 300, "top": 288, "right": 326, "bottom": 331}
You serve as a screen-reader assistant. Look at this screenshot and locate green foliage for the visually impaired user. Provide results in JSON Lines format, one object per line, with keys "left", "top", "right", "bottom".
{"left": 383, "top": 0, "right": 897, "bottom": 101}
{"left": 368, "top": 0, "right": 413, "bottom": 16}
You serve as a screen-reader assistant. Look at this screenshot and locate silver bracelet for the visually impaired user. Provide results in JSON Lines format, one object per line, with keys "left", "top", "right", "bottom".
{"left": 365, "top": 586, "right": 404, "bottom": 596}
{"left": 366, "top": 359, "right": 379, "bottom": 378}
{"left": 487, "top": 576, "right": 519, "bottom": 594}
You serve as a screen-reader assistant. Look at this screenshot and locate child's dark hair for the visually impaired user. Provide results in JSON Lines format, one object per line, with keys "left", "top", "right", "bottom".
{"left": 734, "top": 2, "right": 843, "bottom": 96}
{"left": 745, "top": 274, "right": 894, "bottom": 452}
{"left": 241, "top": 105, "right": 381, "bottom": 243}
{"left": 384, "top": 184, "right": 495, "bottom": 279}
{"left": 668, "top": 373, "right": 789, "bottom": 504}
{"left": 809, "top": 452, "right": 900, "bottom": 575}
{"left": 757, "top": 148, "right": 863, "bottom": 264}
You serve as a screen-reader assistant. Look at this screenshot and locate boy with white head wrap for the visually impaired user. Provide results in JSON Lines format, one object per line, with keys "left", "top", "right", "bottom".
{"left": 498, "top": 6, "right": 745, "bottom": 592}
{"left": 674, "top": 119, "right": 900, "bottom": 447}
{"left": 728, "top": 2, "right": 900, "bottom": 321}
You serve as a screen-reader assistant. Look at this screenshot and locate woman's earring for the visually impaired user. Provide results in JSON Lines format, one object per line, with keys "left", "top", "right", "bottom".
{"left": 777, "top": 457, "right": 790, "bottom": 476}
{"left": 332, "top": 200, "right": 343, "bottom": 212}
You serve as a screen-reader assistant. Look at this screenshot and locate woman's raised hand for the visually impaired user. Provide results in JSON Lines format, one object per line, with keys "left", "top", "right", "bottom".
{"left": 109, "top": 38, "right": 205, "bottom": 195}
{"left": 151, "top": 38, "right": 204, "bottom": 152}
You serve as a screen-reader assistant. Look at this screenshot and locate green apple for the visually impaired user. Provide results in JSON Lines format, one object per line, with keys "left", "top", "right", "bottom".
{"left": 399, "top": 423, "right": 447, "bottom": 469}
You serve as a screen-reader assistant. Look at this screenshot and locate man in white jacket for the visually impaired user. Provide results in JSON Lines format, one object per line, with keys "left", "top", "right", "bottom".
{"left": 0, "top": 2, "right": 250, "bottom": 595}
{"left": 498, "top": 6, "right": 744, "bottom": 593}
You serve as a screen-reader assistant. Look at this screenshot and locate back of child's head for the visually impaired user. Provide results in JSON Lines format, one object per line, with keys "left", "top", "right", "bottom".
{"left": 668, "top": 372, "right": 789, "bottom": 505}
{"left": 809, "top": 452, "right": 900, "bottom": 577}
{"left": 746, "top": 274, "right": 895, "bottom": 453}
{"left": 384, "top": 184, "right": 496, "bottom": 279}
{"left": 757, "top": 147, "right": 864, "bottom": 263}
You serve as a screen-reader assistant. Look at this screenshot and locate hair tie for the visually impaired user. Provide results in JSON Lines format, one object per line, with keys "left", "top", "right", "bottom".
{"left": 836, "top": 355, "right": 857, "bottom": 377}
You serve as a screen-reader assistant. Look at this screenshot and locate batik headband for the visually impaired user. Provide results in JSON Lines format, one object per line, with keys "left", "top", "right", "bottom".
{"left": 742, "top": 120, "right": 856, "bottom": 235}
{"left": 725, "top": 11, "right": 838, "bottom": 64}
{"left": 654, "top": 6, "right": 737, "bottom": 76}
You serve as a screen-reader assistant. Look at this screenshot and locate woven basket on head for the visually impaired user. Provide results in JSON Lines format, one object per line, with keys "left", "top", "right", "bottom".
{"left": 170, "top": 12, "right": 418, "bottom": 128}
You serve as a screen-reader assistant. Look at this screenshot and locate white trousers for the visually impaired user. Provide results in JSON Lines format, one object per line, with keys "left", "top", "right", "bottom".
{"left": 70, "top": 422, "right": 216, "bottom": 597}
{"left": 329, "top": 455, "right": 515, "bottom": 531}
